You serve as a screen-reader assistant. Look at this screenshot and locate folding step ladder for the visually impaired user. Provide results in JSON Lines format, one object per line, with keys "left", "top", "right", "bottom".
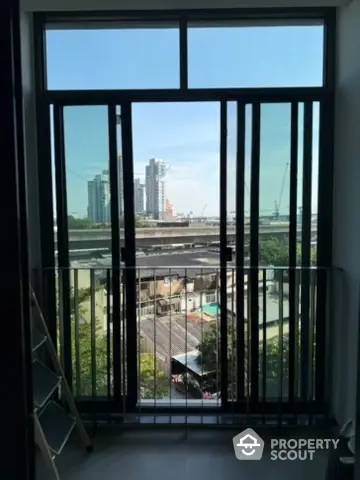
{"left": 30, "top": 288, "right": 93, "bottom": 480}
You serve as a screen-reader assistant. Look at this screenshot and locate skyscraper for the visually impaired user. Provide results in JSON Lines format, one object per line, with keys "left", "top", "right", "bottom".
{"left": 134, "top": 178, "right": 145, "bottom": 214}
{"left": 145, "top": 158, "right": 166, "bottom": 220}
{"left": 87, "top": 170, "right": 110, "bottom": 223}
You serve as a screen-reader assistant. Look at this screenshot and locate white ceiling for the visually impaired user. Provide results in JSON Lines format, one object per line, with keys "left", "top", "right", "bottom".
{"left": 22, "top": 0, "right": 349, "bottom": 12}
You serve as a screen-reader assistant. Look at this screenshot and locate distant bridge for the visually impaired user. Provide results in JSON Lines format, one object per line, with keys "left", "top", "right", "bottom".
{"left": 55, "top": 224, "right": 317, "bottom": 251}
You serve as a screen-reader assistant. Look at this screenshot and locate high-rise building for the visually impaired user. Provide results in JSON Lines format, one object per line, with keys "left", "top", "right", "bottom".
{"left": 164, "top": 199, "right": 176, "bottom": 221}
{"left": 134, "top": 178, "right": 145, "bottom": 214}
{"left": 145, "top": 158, "right": 166, "bottom": 220}
{"left": 87, "top": 170, "right": 110, "bottom": 223}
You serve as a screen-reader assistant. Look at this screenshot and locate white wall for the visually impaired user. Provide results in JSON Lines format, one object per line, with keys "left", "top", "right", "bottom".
{"left": 332, "top": 0, "right": 360, "bottom": 425}
{"left": 21, "top": 0, "right": 347, "bottom": 12}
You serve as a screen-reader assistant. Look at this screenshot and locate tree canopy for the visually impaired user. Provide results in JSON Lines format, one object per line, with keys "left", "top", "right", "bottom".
{"left": 68, "top": 287, "right": 168, "bottom": 398}
{"left": 67, "top": 214, "right": 153, "bottom": 229}
{"left": 197, "top": 322, "right": 290, "bottom": 399}
{"left": 139, "top": 352, "right": 168, "bottom": 399}
{"left": 67, "top": 215, "right": 94, "bottom": 229}
{"left": 259, "top": 236, "right": 317, "bottom": 267}
{"left": 259, "top": 237, "right": 290, "bottom": 266}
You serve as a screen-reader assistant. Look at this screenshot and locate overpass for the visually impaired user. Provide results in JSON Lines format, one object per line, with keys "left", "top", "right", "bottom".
{"left": 55, "top": 224, "right": 317, "bottom": 251}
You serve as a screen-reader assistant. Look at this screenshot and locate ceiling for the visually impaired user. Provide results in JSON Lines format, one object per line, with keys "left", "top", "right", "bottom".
{"left": 22, "top": 0, "right": 350, "bottom": 12}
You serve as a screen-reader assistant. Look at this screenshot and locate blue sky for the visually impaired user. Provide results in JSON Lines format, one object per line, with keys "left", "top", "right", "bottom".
{"left": 47, "top": 25, "right": 323, "bottom": 218}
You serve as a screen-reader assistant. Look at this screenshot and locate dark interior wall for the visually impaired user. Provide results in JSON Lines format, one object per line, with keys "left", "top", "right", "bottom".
{"left": 20, "top": 11, "right": 42, "bottom": 277}
{"left": 0, "top": 1, "right": 34, "bottom": 479}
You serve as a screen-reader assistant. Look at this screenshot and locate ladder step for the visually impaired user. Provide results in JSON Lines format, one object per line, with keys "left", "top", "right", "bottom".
{"left": 38, "top": 401, "right": 76, "bottom": 455}
{"left": 33, "top": 361, "right": 61, "bottom": 408}
{"left": 32, "top": 329, "right": 46, "bottom": 352}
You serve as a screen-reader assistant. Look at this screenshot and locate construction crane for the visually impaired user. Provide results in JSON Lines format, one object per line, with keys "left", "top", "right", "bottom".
{"left": 200, "top": 204, "right": 207, "bottom": 217}
{"left": 273, "top": 162, "right": 289, "bottom": 220}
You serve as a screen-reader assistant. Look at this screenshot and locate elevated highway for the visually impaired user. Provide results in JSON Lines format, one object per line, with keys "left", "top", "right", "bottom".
{"left": 56, "top": 224, "right": 317, "bottom": 251}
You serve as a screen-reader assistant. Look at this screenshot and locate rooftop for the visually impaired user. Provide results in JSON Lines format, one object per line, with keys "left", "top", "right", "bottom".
{"left": 140, "top": 313, "right": 213, "bottom": 359}
{"left": 140, "top": 294, "right": 291, "bottom": 363}
{"left": 72, "top": 248, "right": 252, "bottom": 279}
{"left": 228, "top": 294, "right": 292, "bottom": 326}
{"left": 172, "top": 350, "right": 212, "bottom": 376}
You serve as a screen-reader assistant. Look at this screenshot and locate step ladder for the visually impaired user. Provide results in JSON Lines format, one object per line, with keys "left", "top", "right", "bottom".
{"left": 30, "top": 288, "right": 93, "bottom": 480}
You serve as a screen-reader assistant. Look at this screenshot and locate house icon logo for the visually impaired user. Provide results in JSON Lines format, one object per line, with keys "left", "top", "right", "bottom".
{"left": 233, "top": 428, "right": 264, "bottom": 460}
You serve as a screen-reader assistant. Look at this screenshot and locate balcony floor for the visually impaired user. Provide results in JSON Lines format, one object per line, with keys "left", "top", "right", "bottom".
{"left": 36, "top": 426, "right": 333, "bottom": 480}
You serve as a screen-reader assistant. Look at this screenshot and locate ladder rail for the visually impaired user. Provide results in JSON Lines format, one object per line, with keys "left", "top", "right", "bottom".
{"left": 34, "top": 413, "right": 61, "bottom": 480}
{"left": 30, "top": 287, "right": 93, "bottom": 451}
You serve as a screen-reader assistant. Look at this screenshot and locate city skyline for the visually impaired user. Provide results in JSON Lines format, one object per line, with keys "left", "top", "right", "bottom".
{"left": 86, "top": 159, "right": 169, "bottom": 221}
{"left": 48, "top": 26, "right": 322, "bottom": 219}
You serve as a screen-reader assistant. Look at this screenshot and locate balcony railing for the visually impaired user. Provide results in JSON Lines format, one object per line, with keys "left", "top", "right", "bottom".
{"left": 36, "top": 266, "right": 340, "bottom": 425}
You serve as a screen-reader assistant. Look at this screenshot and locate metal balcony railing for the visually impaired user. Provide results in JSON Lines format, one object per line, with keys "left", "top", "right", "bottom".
{"left": 36, "top": 266, "right": 340, "bottom": 425}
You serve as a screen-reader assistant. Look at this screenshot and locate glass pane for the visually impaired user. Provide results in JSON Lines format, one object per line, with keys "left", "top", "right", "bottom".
{"left": 258, "top": 103, "right": 291, "bottom": 400}
{"left": 46, "top": 26, "right": 180, "bottom": 90}
{"left": 131, "top": 102, "right": 221, "bottom": 405}
{"left": 115, "top": 106, "right": 127, "bottom": 401}
{"left": 297, "top": 101, "right": 319, "bottom": 265}
{"left": 60, "top": 106, "right": 113, "bottom": 397}
{"left": 297, "top": 102, "right": 319, "bottom": 401}
{"left": 226, "top": 101, "right": 237, "bottom": 402}
{"left": 244, "top": 105, "right": 252, "bottom": 399}
{"left": 311, "top": 104, "right": 319, "bottom": 261}
{"left": 188, "top": 24, "right": 324, "bottom": 88}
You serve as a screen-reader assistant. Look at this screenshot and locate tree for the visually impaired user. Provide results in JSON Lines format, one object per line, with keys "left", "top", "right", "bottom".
{"left": 260, "top": 236, "right": 317, "bottom": 268}
{"left": 259, "top": 237, "right": 289, "bottom": 267}
{"left": 67, "top": 215, "right": 94, "bottom": 229}
{"left": 68, "top": 287, "right": 168, "bottom": 398}
{"left": 118, "top": 216, "right": 153, "bottom": 228}
{"left": 135, "top": 216, "right": 153, "bottom": 228}
{"left": 259, "top": 335, "right": 290, "bottom": 398}
{"left": 197, "top": 321, "right": 290, "bottom": 399}
{"left": 68, "top": 286, "right": 108, "bottom": 396}
{"left": 197, "top": 321, "right": 235, "bottom": 373}
{"left": 71, "top": 314, "right": 109, "bottom": 396}
{"left": 197, "top": 322, "right": 316, "bottom": 400}
{"left": 139, "top": 352, "right": 168, "bottom": 399}
{"left": 296, "top": 244, "right": 317, "bottom": 266}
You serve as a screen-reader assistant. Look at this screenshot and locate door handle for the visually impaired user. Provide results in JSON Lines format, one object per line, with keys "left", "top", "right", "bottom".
{"left": 226, "top": 246, "right": 233, "bottom": 262}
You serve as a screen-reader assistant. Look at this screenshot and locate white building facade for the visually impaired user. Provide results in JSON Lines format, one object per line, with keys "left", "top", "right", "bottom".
{"left": 145, "top": 158, "right": 166, "bottom": 220}
{"left": 134, "top": 178, "right": 145, "bottom": 215}
{"left": 87, "top": 170, "right": 110, "bottom": 223}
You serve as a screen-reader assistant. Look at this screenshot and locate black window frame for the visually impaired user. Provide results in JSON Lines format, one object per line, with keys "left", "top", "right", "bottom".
{"left": 33, "top": 7, "right": 336, "bottom": 420}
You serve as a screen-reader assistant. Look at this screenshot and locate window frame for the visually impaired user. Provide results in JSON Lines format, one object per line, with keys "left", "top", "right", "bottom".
{"left": 33, "top": 7, "right": 336, "bottom": 417}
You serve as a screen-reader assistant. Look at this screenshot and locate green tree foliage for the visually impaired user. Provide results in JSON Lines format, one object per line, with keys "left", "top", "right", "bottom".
{"left": 139, "top": 353, "right": 168, "bottom": 399}
{"left": 296, "top": 244, "right": 317, "bottom": 266}
{"left": 67, "top": 215, "right": 94, "bottom": 229}
{"left": 135, "top": 216, "right": 154, "bottom": 228}
{"left": 259, "top": 335, "right": 290, "bottom": 398}
{"left": 197, "top": 321, "right": 235, "bottom": 373}
{"left": 197, "top": 322, "right": 290, "bottom": 398}
{"left": 259, "top": 236, "right": 317, "bottom": 267}
{"left": 68, "top": 287, "right": 168, "bottom": 398}
{"left": 68, "top": 287, "right": 108, "bottom": 396}
{"left": 118, "top": 216, "right": 153, "bottom": 228}
{"left": 67, "top": 215, "right": 153, "bottom": 230}
{"left": 259, "top": 237, "right": 290, "bottom": 266}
